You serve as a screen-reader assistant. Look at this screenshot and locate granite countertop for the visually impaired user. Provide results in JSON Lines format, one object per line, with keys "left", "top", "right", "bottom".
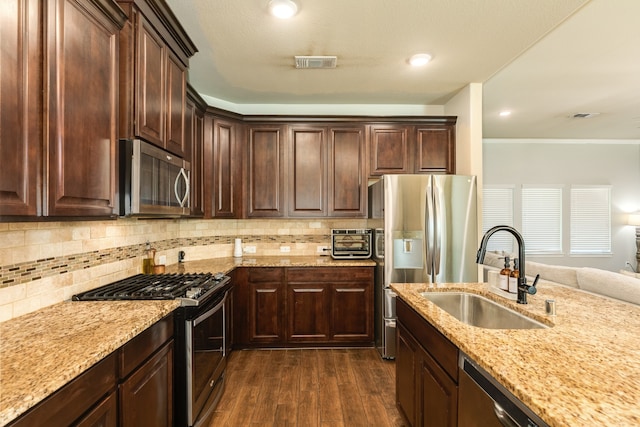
{"left": 0, "top": 256, "right": 373, "bottom": 425}
{"left": 0, "top": 300, "right": 180, "bottom": 426}
{"left": 391, "top": 282, "right": 640, "bottom": 427}
{"left": 164, "top": 255, "right": 375, "bottom": 275}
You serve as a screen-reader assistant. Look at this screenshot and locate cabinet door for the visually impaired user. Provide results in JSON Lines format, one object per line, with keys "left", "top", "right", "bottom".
{"left": 186, "top": 98, "right": 204, "bottom": 217}
{"left": 76, "top": 392, "right": 117, "bottom": 427}
{"left": 0, "top": 0, "right": 41, "bottom": 217}
{"left": 46, "top": 0, "right": 120, "bottom": 217}
{"left": 415, "top": 126, "right": 455, "bottom": 174}
{"left": 369, "top": 125, "right": 412, "bottom": 175}
{"left": 288, "top": 126, "right": 327, "bottom": 216}
{"left": 287, "top": 284, "right": 330, "bottom": 342}
{"left": 209, "top": 117, "right": 240, "bottom": 218}
{"left": 246, "top": 125, "right": 287, "bottom": 217}
{"left": 120, "top": 341, "right": 173, "bottom": 427}
{"left": 136, "top": 14, "right": 165, "bottom": 147}
{"left": 330, "top": 281, "right": 372, "bottom": 342}
{"left": 397, "top": 323, "right": 419, "bottom": 426}
{"left": 419, "top": 347, "right": 458, "bottom": 427}
{"left": 165, "top": 50, "right": 187, "bottom": 157}
{"left": 242, "top": 268, "right": 286, "bottom": 344}
{"left": 328, "top": 127, "right": 366, "bottom": 217}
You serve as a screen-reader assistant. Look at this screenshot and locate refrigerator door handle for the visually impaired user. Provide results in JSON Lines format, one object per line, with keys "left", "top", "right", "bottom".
{"left": 425, "top": 178, "right": 435, "bottom": 277}
{"left": 433, "top": 181, "right": 442, "bottom": 276}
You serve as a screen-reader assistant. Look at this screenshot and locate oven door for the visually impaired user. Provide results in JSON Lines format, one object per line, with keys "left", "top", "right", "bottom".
{"left": 186, "top": 291, "right": 227, "bottom": 427}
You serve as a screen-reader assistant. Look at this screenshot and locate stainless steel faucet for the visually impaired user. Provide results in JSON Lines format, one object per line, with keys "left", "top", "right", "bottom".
{"left": 476, "top": 225, "right": 539, "bottom": 304}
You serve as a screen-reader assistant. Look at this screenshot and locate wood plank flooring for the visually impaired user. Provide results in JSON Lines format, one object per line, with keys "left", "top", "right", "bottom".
{"left": 209, "top": 348, "right": 406, "bottom": 426}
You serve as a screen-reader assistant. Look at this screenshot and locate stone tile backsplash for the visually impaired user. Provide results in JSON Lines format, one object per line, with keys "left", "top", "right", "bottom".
{"left": 0, "top": 218, "right": 366, "bottom": 321}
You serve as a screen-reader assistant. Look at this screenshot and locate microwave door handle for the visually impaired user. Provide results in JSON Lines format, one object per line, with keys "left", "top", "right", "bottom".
{"left": 182, "top": 168, "right": 190, "bottom": 207}
{"left": 174, "top": 167, "right": 190, "bottom": 208}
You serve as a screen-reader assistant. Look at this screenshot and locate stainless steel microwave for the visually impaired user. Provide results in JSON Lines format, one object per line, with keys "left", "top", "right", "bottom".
{"left": 119, "top": 139, "right": 190, "bottom": 217}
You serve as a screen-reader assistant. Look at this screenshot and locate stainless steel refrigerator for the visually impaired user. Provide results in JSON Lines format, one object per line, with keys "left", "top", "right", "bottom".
{"left": 368, "top": 175, "right": 478, "bottom": 359}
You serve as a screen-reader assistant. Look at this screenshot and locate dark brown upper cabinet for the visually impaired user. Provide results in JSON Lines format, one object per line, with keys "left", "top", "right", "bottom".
{"left": 369, "top": 119, "right": 456, "bottom": 176}
{"left": 328, "top": 126, "right": 366, "bottom": 217}
{"left": 369, "top": 125, "right": 412, "bottom": 174}
{"left": 288, "top": 125, "right": 327, "bottom": 217}
{"left": 1, "top": 0, "right": 42, "bottom": 217}
{"left": 1, "top": 0, "right": 127, "bottom": 219}
{"left": 185, "top": 86, "right": 206, "bottom": 217}
{"left": 203, "top": 113, "right": 242, "bottom": 218}
{"left": 245, "top": 124, "right": 288, "bottom": 218}
{"left": 287, "top": 124, "right": 366, "bottom": 218}
{"left": 415, "top": 125, "right": 456, "bottom": 174}
{"left": 117, "top": 0, "right": 197, "bottom": 158}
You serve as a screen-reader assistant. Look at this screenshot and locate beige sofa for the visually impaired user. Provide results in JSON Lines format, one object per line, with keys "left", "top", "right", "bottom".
{"left": 482, "top": 252, "right": 640, "bottom": 305}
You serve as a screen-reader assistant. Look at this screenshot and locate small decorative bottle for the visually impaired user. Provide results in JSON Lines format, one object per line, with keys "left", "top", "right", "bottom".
{"left": 509, "top": 258, "right": 520, "bottom": 294}
{"left": 143, "top": 242, "right": 156, "bottom": 274}
{"left": 499, "top": 256, "right": 511, "bottom": 291}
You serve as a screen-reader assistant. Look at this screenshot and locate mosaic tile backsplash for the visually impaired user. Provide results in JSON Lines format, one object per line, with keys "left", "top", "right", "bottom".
{"left": 0, "top": 218, "right": 366, "bottom": 321}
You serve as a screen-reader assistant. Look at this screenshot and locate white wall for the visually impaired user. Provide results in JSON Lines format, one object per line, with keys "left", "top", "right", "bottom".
{"left": 483, "top": 139, "right": 640, "bottom": 272}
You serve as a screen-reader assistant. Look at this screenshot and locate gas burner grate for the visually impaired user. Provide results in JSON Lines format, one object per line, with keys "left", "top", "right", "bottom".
{"left": 72, "top": 273, "right": 214, "bottom": 301}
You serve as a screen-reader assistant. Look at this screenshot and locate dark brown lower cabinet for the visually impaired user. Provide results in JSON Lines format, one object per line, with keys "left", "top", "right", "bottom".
{"left": 7, "top": 314, "right": 174, "bottom": 427}
{"left": 233, "top": 267, "right": 287, "bottom": 345}
{"left": 396, "top": 298, "right": 458, "bottom": 427}
{"left": 234, "top": 266, "right": 373, "bottom": 347}
{"left": 7, "top": 353, "right": 118, "bottom": 427}
{"left": 76, "top": 392, "right": 118, "bottom": 427}
{"left": 331, "top": 280, "right": 373, "bottom": 341}
{"left": 119, "top": 341, "right": 173, "bottom": 427}
{"left": 287, "top": 283, "right": 330, "bottom": 342}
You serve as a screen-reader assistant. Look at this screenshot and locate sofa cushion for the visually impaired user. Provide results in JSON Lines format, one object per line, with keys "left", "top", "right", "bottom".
{"left": 576, "top": 267, "right": 640, "bottom": 305}
{"left": 619, "top": 270, "right": 640, "bottom": 280}
{"left": 526, "top": 261, "right": 579, "bottom": 288}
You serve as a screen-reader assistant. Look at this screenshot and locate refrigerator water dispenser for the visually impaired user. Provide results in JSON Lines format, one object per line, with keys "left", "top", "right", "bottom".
{"left": 393, "top": 238, "right": 423, "bottom": 268}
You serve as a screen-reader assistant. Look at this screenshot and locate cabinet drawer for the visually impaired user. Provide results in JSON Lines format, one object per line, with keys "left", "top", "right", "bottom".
{"left": 397, "top": 297, "right": 458, "bottom": 381}
{"left": 287, "top": 267, "right": 373, "bottom": 283}
{"left": 119, "top": 313, "right": 174, "bottom": 379}
{"left": 247, "top": 267, "right": 284, "bottom": 282}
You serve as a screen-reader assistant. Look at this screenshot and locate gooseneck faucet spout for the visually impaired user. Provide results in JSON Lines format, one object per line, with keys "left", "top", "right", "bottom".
{"left": 477, "top": 225, "right": 539, "bottom": 304}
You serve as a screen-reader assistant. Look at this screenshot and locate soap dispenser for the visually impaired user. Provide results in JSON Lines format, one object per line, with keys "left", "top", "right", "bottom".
{"left": 499, "top": 256, "right": 511, "bottom": 291}
{"left": 509, "top": 258, "right": 520, "bottom": 294}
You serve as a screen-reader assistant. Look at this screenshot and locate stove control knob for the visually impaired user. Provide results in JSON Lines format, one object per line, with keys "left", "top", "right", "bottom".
{"left": 186, "top": 288, "right": 202, "bottom": 299}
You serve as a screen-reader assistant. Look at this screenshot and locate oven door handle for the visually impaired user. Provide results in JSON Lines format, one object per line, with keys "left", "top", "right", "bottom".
{"left": 193, "top": 292, "right": 227, "bottom": 327}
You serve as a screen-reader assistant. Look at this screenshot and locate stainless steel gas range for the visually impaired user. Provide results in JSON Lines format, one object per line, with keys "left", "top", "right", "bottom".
{"left": 73, "top": 272, "right": 233, "bottom": 427}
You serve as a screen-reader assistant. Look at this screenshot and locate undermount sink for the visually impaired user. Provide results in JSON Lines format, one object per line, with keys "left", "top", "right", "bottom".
{"left": 420, "top": 292, "right": 549, "bottom": 329}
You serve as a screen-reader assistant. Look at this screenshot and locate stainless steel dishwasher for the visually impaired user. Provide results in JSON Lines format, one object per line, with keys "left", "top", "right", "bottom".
{"left": 458, "top": 353, "right": 549, "bottom": 427}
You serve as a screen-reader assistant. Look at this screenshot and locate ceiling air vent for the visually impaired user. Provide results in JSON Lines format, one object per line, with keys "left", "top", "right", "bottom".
{"left": 571, "top": 112, "right": 600, "bottom": 119}
{"left": 294, "top": 56, "right": 337, "bottom": 69}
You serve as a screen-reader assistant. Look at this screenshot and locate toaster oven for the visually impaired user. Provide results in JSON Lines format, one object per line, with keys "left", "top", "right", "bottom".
{"left": 331, "top": 229, "right": 372, "bottom": 259}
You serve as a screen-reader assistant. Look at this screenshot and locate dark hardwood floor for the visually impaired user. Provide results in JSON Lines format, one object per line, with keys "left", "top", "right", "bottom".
{"left": 209, "top": 348, "right": 406, "bottom": 426}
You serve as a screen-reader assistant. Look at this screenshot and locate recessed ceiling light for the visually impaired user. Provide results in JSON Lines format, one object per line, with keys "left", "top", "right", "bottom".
{"left": 268, "top": 0, "right": 298, "bottom": 19}
{"left": 499, "top": 111, "right": 511, "bottom": 117}
{"left": 409, "top": 53, "right": 432, "bottom": 67}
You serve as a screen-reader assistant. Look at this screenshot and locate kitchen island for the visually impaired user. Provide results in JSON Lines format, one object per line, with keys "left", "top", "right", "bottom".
{"left": 391, "top": 281, "right": 640, "bottom": 427}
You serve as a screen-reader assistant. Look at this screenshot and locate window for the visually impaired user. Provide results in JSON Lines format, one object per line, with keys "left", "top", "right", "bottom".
{"left": 570, "top": 186, "right": 611, "bottom": 254}
{"left": 521, "top": 186, "right": 562, "bottom": 254}
{"left": 482, "top": 186, "right": 514, "bottom": 253}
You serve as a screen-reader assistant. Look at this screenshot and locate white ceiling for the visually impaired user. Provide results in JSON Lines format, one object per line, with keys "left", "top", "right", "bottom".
{"left": 166, "top": 0, "right": 640, "bottom": 140}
